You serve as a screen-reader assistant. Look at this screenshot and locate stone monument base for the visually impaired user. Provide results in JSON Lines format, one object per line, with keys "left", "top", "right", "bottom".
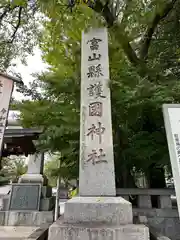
{"left": 48, "top": 216, "right": 149, "bottom": 240}
{"left": 0, "top": 211, "right": 54, "bottom": 226}
{"left": 0, "top": 185, "right": 55, "bottom": 226}
{"left": 48, "top": 197, "right": 150, "bottom": 240}
{"left": 64, "top": 196, "right": 133, "bottom": 225}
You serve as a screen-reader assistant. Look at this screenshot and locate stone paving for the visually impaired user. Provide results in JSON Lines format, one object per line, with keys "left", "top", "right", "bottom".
{"left": 0, "top": 226, "right": 38, "bottom": 239}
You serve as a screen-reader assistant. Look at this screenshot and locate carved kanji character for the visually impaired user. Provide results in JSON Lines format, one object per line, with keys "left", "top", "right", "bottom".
{"left": 87, "top": 122, "right": 105, "bottom": 144}
{"left": 87, "top": 148, "right": 107, "bottom": 165}
{"left": 87, "top": 64, "right": 103, "bottom": 78}
{"left": 88, "top": 53, "right": 101, "bottom": 61}
{"left": 1, "top": 108, "right": 6, "bottom": 115}
{"left": 87, "top": 38, "right": 102, "bottom": 51}
{"left": 89, "top": 102, "right": 102, "bottom": 117}
{"left": 87, "top": 81, "right": 106, "bottom": 99}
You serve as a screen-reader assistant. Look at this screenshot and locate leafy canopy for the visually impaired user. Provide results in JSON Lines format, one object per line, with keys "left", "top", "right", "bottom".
{"left": 16, "top": 0, "right": 180, "bottom": 186}
{"left": 0, "top": 0, "right": 41, "bottom": 71}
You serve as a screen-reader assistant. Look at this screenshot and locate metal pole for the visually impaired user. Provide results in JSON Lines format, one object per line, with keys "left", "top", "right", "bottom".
{"left": 54, "top": 159, "right": 61, "bottom": 221}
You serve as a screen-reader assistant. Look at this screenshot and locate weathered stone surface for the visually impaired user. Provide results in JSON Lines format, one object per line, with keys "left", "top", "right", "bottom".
{"left": 79, "top": 28, "right": 116, "bottom": 196}
{"left": 0, "top": 211, "right": 54, "bottom": 226}
{"left": 0, "top": 226, "right": 38, "bottom": 239}
{"left": 0, "top": 225, "right": 49, "bottom": 239}
{"left": 64, "top": 197, "right": 133, "bottom": 225}
{"left": 8, "top": 184, "right": 41, "bottom": 211}
{"left": 27, "top": 223, "right": 50, "bottom": 240}
{"left": 48, "top": 216, "right": 149, "bottom": 240}
{"left": 6, "top": 211, "right": 33, "bottom": 226}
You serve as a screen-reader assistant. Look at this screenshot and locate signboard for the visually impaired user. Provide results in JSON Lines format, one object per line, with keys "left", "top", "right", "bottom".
{"left": 79, "top": 28, "right": 116, "bottom": 196}
{"left": 0, "top": 75, "right": 14, "bottom": 155}
{"left": 163, "top": 104, "right": 180, "bottom": 217}
{"left": 8, "top": 183, "right": 41, "bottom": 211}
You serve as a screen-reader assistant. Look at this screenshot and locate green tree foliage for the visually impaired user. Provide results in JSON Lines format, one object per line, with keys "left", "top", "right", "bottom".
{"left": 0, "top": 156, "right": 27, "bottom": 184}
{"left": 0, "top": 0, "right": 41, "bottom": 71}
{"left": 44, "top": 154, "right": 78, "bottom": 187}
{"left": 44, "top": 157, "right": 59, "bottom": 187}
{"left": 17, "top": 0, "right": 180, "bottom": 186}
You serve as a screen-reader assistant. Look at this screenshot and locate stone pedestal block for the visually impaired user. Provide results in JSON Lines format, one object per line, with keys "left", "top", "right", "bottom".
{"left": 18, "top": 174, "right": 44, "bottom": 184}
{"left": 64, "top": 197, "right": 133, "bottom": 225}
{"left": 48, "top": 216, "right": 149, "bottom": 240}
{"left": 1, "top": 186, "right": 53, "bottom": 211}
{"left": 0, "top": 211, "right": 54, "bottom": 226}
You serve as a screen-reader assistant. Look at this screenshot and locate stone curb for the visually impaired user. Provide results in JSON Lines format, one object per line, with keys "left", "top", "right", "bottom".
{"left": 26, "top": 223, "right": 50, "bottom": 240}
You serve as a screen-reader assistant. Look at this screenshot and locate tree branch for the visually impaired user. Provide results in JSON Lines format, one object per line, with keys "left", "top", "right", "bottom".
{"left": 9, "top": 6, "right": 23, "bottom": 44}
{"left": 111, "top": 23, "right": 141, "bottom": 66}
{"left": 0, "top": 4, "right": 10, "bottom": 25}
{"left": 140, "top": 0, "right": 177, "bottom": 60}
{"left": 88, "top": 0, "right": 140, "bottom": 65}
{"left": 87, "top": 0, "right": 115, "bottom": 27}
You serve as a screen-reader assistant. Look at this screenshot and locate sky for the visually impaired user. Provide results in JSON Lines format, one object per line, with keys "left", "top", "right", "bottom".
{"left": 10, "top": 47, "right": 48, "bottom": 100}
{"left": 6, "top": 49, "right": 50, "bottom": 163}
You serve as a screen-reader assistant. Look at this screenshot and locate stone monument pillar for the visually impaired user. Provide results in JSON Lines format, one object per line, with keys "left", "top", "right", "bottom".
{"left": 48, "top": 28, "right": 150, "bottom": 240}
{"left": 19, "top": 152, "right": 45, "bottom": 183}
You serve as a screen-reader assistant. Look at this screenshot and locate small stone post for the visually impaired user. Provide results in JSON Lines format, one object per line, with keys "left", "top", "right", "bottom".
{"left": 19, "top": 152, "right": 45, "bottom": 183}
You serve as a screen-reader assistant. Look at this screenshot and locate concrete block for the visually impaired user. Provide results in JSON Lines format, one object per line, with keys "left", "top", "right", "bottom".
{"left": 48, "top": 216, "right": 149, "bottom": 240}
{"left": 158, "top": 196, "right": 172, "bottom": 209}
{"left": 138, "top": 196, "right": 152, "bottom": 208}
{"left": 41, "top": 186, "right": 52, "bottom": 198}
{"left": 40, "top": 197, "right": 55, "bottom": 211}
{"left": 64, "top": 197, "right": 133, "bottom": 225}
{"left": 133, "top": 208, "right": 179, "bottom": 218}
